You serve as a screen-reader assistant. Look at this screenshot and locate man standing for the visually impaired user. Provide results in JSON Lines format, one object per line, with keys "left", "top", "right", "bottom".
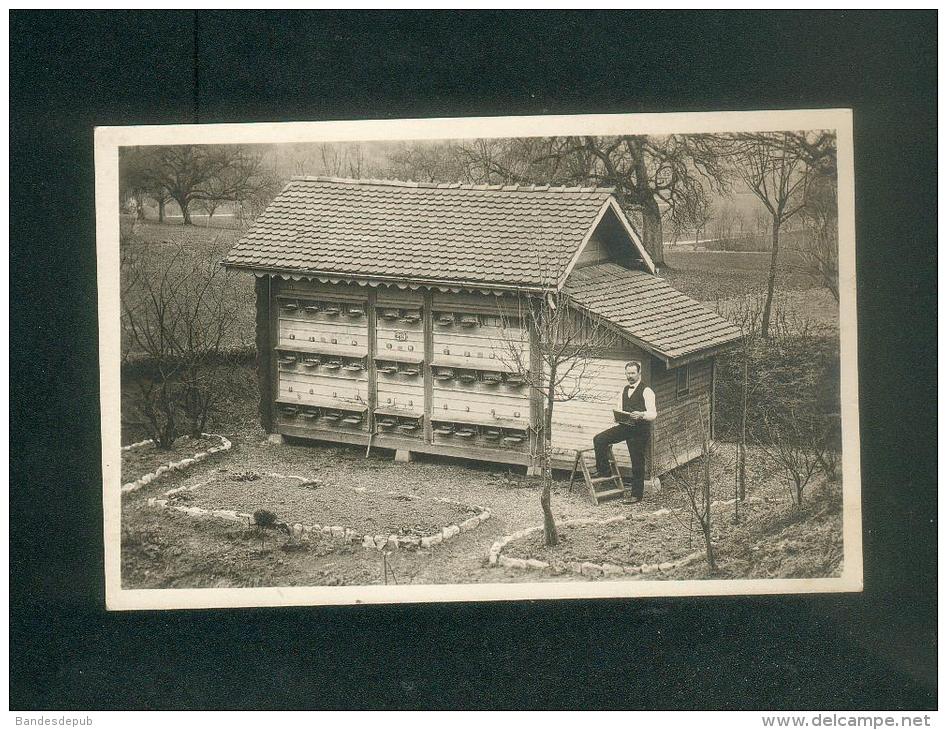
{"left": 592, "top": 360, "right": 657, "bottom": 503}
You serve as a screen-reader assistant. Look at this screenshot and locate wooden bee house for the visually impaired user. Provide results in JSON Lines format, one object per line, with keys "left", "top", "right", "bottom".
{"left": 223, "top": 177, "right": 742, "bottom": 476}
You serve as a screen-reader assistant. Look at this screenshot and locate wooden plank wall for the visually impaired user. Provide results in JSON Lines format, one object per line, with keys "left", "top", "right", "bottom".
{"left": 650, "top": 358, "right": 714, "bottom": 474}
{"left": 548, "top": 352, "right": 649, "bottom": 470}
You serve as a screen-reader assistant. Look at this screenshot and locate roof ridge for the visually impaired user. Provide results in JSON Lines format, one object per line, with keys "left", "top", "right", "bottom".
{"left": 289, "top": 175, "right": 615, "bottom": 194}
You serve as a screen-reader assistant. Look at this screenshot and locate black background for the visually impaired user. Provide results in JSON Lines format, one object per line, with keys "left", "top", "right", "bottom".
{"left": 10, "top": 11, "right": 937, "bottom": 709}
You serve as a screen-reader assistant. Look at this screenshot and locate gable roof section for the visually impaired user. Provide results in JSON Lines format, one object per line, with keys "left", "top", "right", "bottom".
{"left": 223, "top": 177, "right": 651, "bottom": 289}
{"left": 564, "top": 263, "right": 743, "bottom": 363}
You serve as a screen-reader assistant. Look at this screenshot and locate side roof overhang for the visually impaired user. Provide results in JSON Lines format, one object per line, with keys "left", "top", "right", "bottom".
{"left": 563, "top": 263, "right": 743, "bottom": 367}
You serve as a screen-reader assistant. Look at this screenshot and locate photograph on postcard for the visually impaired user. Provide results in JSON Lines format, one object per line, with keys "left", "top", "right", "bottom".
{"left": 98, "top": 111, "right": 860, "bottom": 608}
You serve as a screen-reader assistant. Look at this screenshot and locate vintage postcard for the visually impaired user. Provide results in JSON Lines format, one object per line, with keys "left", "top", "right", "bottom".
{"left": 96, "top": 110, "right": 861, "bottom": 609}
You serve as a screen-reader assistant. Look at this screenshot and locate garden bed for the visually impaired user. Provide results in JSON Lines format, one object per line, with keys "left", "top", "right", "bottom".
{"left": 498, "top": 498, "right": 773, "bottom": 576}
{"left": 163, "top": 470, "right": 485, "bottom": 545}
{"left": 122, "top": 436, "right": 220, "bottom": 484}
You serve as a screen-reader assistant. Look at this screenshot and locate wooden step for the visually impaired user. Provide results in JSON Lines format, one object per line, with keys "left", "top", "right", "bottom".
{"left": 594, "top": 488, "right": 625, "bottom": 501}
{"left": 590, "top": 475, "right": 620, "bottom": 485}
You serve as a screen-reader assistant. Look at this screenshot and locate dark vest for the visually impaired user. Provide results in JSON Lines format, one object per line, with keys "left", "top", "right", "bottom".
{"left": 622, "top": 383, "right": 652, "bottom": 432}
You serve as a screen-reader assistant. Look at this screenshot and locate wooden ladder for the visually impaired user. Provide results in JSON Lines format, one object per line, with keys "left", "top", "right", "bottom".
{"left": 568, "top": 448, "right": 626, "bottom": 505}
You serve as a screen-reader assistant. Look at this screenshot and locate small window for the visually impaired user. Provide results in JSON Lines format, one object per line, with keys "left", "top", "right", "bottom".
{"left": 676, "top": 365, "right": 689, "bottom": 397}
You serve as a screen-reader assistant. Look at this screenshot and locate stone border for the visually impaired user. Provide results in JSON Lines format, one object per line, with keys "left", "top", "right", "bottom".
{"left": 121, "top": 433, "right": 233, "bottom": 494}
{"left": 489, "top": 496, "right": 763, "bottom": 578}
{"left": 148, "top": 471, "right": 491, "bottom": 551}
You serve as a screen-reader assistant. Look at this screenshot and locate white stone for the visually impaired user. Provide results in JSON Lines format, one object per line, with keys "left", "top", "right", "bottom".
{"left": 394, "top": 449, "right": 413, "bottom": 463}
{"left": 624, "top": 565, "right": 641, "bottom": 575}
{"left": 330, "top": 526, "right": 345, "bottom": 538}
{"left": 386, "top": 536, "right": 399, "bottom": 550}
{"left": 658, "top": 561, "right": 676, "bottom": 572}
{"left": 442, "top": 524, "right": 460, "bottom": 540}
{"left": 362, "top": 536, "right": 376, "bottom": 549}
{"left": 459, "top": 517, "right": 480, "bottom": 532}
{"left": 640, "top": 564, "right": 656, "bottom": 575}
{"left": 525, "top": 559, "right": 547, "bottom": 570}
{"left": 580, "top": 562, "right": 603, "bottom": 577}
{"left": 374, "top": 535, "right": 387, "bottom": 549}
{"left": 420, "top": 534, "right": 443, "bottom": 548}
{"left": 266, "top": 433, "right": 285, "bottom": 445}
{"left": 602, "top": 563, "right": 624, "bottom": 576}
{"left": 567, "top": 562, "right": 583, "bottom": 574}
{"left": 603, "top": 516, "right": 625, "bottom": 525}
{"left": 399, "top": 536, "right": 420, "bottom": 549}
{"left": 147, "top": 498, "right": 156, "bottom": 507}
{"left": 479, "top": 510, "right": 492, "bottom": 522}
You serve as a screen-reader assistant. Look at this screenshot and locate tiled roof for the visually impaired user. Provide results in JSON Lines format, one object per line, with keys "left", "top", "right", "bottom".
{"left": 223, "top": 177, "right": 619, "bottom": 289}
{"left": 564, "top": 263, "right": 743, "bottom": 361}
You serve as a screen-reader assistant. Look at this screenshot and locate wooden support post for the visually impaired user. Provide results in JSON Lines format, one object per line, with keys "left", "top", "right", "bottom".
{"left": 710, "top": 357, "right": 717, "bottom": 442}
{"left": 422, "top": 289, "right": 434, "bottom": 444}
{"left": 255, "top": 275, "right": 275, "bottom": 433}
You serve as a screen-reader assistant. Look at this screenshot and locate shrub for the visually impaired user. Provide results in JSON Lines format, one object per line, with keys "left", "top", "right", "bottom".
{"left": 252, "top": 508, "right": 278, "bottom": 550}
{"left": 121, "top": 236, "right": 248, "bottom": 445}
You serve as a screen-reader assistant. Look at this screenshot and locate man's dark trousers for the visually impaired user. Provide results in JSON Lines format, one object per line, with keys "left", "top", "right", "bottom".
{"left": 593, "top": 424, "right": 650, "bottom": 497}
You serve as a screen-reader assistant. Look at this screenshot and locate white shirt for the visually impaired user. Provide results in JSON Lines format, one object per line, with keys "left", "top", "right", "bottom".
{"left": 617, "top": 381, "right": 657, "bottom": 422}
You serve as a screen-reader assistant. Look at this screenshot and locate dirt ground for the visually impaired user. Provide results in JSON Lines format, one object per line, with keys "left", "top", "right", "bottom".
{"left": 504, "top": 498, "right": 774, "bottom": 569}
{"left": 176, "top": 470, "right": 479, "bottom": 537}
{"left": 121, "top": 427, "right": 844, "bottom": 588}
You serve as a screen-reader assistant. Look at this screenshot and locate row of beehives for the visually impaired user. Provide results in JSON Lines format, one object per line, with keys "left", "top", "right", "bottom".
{"left": 277, "top": 351, "right": 527, "bottom": 386}
{"left": 275, "top": 402, "right": 529, "bottom": 449}
{"left": 278, "top": 296, "right": 520, "bottom": 330}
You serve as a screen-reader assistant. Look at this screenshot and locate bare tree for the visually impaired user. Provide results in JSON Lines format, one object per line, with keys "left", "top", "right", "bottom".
{"left": 757, "top": 408, "right": 828, "bottom": 507}
{"left": 459, "top": 135, "right": 731, "bottom": 268}
{"left": 710, "top": 203, "right": 745, "bottom": 251}
{"left": 795, "top": 169, "right": 840, "bottom": 302}
{"left": 496, "top": 283, "right": 606, "bottom": 547}
{"left": 142, "top": 145, "right": 269, "bottom": 225}
{"left": 732, "top": 132, "right": 814, "bottom": 337}
{"left": 121, "top": 237, "right": 241, "bottom": 445}
{"left": 663, "top": 401, "right": 718, "bottom": 571}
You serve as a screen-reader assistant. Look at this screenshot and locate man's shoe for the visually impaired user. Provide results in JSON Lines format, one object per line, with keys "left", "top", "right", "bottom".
{"left": 620, "top": 494, "right": 643, "bottom": 505}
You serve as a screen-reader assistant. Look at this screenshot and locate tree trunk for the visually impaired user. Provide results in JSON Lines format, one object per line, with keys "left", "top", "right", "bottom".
{"left": 134, "top": 192, "right": 146, "bottom": 221}
{"left": 158, "top": 198, "right": 165, "bottom": 223}
{"left": 540, "top": 481, "right": 558, "bottom": 546}
{"left": 738, "top": 355, "right": 748, "bottom": 501}
{"left": 761, "top": 219, "right": 780, "bottom": 337}
{"left": 702, "top": 446, "right": 716, "bottom": 571}
{"left": 641, "top": 198, "right": 665, "bottom": 268}
{"left": 541, "top": 373, "right": 559, "bottom": 546}
{"left": 175, "top": 196, "right": 193, "bottom": 225}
